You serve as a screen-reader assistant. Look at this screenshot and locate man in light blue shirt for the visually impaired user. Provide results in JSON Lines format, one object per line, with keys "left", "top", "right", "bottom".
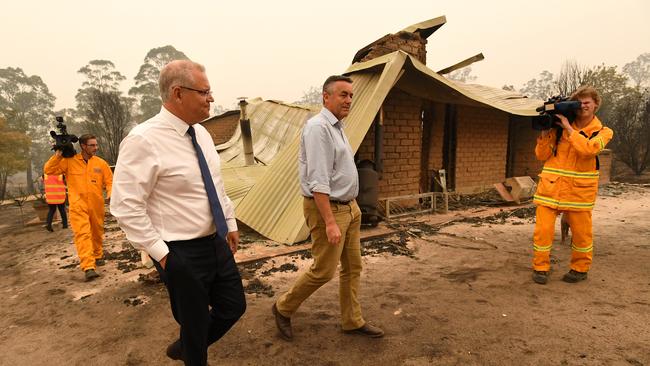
{"left": 272, "top": 75, "right": 384, "bottom": 340}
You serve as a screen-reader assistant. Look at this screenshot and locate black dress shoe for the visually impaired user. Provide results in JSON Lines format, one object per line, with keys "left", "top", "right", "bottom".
{"left": 166, "top": 339, "right": 182, "bottom": 361}
{"left": 272, "top": 303, "right": 293, "bottom": 341}
{"left": 46, "top": 224, "right": 54, "bottom": 232}
{"left": 343, "top": 323, "right": 385, "bottom": 338}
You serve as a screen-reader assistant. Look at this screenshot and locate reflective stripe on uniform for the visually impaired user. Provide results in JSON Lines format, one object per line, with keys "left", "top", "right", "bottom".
{"left": 572, "top": 243, "right": 593, "bottom": 253}
{"left": 533, "top": 244, "right": 552, "bottom": 252}
{"left": 542, "top": 167, "right": 599, "bottom": 178}
{"left": 533, "top": 194, "right": 595, "bottom": 209}
{"left": 45, "top": 184, "right": 65, "bottom": 188}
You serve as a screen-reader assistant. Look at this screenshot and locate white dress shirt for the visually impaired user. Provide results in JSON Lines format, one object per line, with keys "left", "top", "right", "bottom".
{"left": 110, "top": 107, "right": 237, "bottom": 261}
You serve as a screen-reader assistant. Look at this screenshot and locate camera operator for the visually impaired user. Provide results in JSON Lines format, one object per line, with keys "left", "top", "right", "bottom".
{"left": 531, "top": 86, "right": 613, "bottom": 285}
{"left": 44, "top": 134, "right": 113, "bottom": 281}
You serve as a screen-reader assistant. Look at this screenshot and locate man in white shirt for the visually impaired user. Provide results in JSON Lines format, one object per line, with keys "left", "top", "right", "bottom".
{"left": 111, "top": 60, "right": 245, "bottom": 366}
{"left": 272, "top": 75, "right": 384, "bottom": 341}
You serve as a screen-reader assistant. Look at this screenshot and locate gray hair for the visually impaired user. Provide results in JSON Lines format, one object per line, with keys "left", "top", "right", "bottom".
{"left": 159, "top": 60, "right": 206, "bottom": 102}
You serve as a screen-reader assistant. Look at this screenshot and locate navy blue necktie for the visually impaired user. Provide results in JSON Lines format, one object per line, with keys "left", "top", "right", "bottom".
{"left": 187, "top": 126, "right": 229, "bottom": 239}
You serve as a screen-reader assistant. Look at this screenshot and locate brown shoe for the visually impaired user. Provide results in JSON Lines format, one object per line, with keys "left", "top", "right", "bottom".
{"left": 272, "top": 303, "right": 293, "bottom": 341}
{"left": 84, "top": 269, "right": 100, "bottom": 282}
{"left": 166, "top": 339, "right": 182, "bottom": 361}
{"left": 343, "top": 323, "right": 384, "bottom": 338}
{"left": 532, "top": 270, "right": 548, "bottom": 284}
{"left": 562, "top": 269, "right": 588, "bottom": 283}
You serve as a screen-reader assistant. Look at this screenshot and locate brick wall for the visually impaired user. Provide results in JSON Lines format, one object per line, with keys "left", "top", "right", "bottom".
{"left": 509, "top": 119, "right": 543, "bottom": 178}
{"left": 201, "top": 113, "right": 239, "bottom": 145}
{"left": 357, "top": 89, "right": 423, "bottom": 198}
{"left": 598, "top": 149, "right": 612, "bottom": 185}
{"left": 358, "top": 31, "right": 427, "bottom": 64}
{"left": 454, "top": 105, "right": 509, "bottom": 193}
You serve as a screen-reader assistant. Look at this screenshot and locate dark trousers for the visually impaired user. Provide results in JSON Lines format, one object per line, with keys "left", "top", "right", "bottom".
{"left": 154, "top": 234, "right": 246, "bottom": 366}
{"left": 46, "top": 204, "right": 67, "bottom": 227}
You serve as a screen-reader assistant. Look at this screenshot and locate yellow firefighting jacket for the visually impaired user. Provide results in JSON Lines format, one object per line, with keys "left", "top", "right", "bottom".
{"left": 533, "top": 116, "right": 613, "bottom": 211}
{"left": 44, "top": 153, "right": 113, "bottom": 209}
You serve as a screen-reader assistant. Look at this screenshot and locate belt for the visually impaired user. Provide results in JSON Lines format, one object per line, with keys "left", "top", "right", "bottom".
{"left": 166, "top": 232, "right": 217, "bottom": 246}
{"left": 303, "top": 196, "right": 352, "bottom": 205}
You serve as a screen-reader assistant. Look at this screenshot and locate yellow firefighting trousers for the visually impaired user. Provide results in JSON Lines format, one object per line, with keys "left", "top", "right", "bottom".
{"left": 70, "top": 197, "right": 106, "bottom": 271}
{"left": 533, "top": 205, "right": 593, "bottom": 273}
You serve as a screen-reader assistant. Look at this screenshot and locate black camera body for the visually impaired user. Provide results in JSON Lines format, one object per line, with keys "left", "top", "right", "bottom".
{"left": 50, "top": 116, "right": 78, "bottom": 158}
{"left": 532, "top": 96, "right": 581, "bottom": 131}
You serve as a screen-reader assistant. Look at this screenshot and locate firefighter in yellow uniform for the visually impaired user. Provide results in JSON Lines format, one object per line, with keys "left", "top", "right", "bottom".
{"left": 532, "top": 86, "right": 613, "bottom": 284}
{"left": 44, "top": 134, "right": 113, "bottom": 281}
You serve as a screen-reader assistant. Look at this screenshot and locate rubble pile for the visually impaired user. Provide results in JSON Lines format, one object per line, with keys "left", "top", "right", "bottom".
{"left": 447, "top": 189, "right": 510, "bottom": 210}
{"left": 600, "top": 181, "right": 650, "bottom": 197}
{"left": 457, "top": 206, "right": 536, "bottom": 226}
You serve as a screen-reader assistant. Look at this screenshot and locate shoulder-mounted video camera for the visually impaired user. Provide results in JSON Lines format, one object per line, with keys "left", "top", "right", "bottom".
{"left": 531, "top": 96, "right": 581, "bottom": 131}
{"left": 50, "top": 116, "right": 78, "bottom": 158}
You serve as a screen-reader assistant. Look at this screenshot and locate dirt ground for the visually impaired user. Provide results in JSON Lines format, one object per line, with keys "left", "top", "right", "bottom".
{"left": 1, "top": 183, "right": 649, "bottom": 366}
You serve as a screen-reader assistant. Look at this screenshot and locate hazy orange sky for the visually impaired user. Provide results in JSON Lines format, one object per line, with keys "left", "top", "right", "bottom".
{"left": 2, "top": 0, "right": 649, "bottom": 111}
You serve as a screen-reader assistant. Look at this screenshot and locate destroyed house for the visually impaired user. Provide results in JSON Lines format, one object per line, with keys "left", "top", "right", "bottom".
{"left": 202, "top": 16, "right": 612, "bottom": 244}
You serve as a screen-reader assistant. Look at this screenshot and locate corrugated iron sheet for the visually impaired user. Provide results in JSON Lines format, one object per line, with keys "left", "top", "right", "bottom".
{"left": 218, "top": 100, "right": 317, "bottom": 167}
{"left": 221, "top": 165, "right": 267, "bottom": 206}
{"left": 401, "top": 54, "right": 542, "bottom": 115}
{"left": 449, "top": 82, "right": 542, "bottom": 115}
{"left": 400, "top": 16, "right": 447, "bottom": 39}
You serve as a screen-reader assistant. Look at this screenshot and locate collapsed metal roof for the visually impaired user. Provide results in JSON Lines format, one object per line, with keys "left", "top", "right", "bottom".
{"left": 222, "top": 50, "right": 540, "bottom": 244}
{"left": 217, "top": 98, "right": 318, "bottom": 167}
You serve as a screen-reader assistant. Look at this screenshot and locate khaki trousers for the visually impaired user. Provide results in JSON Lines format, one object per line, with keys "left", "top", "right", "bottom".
{"left": 533, "top": 205, "right": 594, "bottom": 273}
{"left": 276, "top": 198, "right": 365, "bottom": 330}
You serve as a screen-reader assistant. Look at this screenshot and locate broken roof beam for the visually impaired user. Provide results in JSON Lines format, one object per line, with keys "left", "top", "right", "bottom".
{"left": 437, "top": 53, "right": 485, "bottom": 76}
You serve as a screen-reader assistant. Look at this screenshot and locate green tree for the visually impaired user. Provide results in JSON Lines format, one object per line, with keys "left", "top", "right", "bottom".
{"left": 129, "top": 46, "right": 189, "bottom": 122}
{"left": 622, "top": 52, "right": 650, "bottom": 88}
{"left": 0, "top": 67, "right": 55, "bottom": 193}
{"left": 607, "top": 88, "right": 650, "bottom": 175}
{"left": 520, "top": 70, "right": 556, "bottom": 100}
{"left": 0, "top": 117, "right": 30, "bottom": 201}
{"left": 80, "top": 90, "right": 133, "bottom": 164}
{"left": 582, "top": 64, "right": 630, "bottom": 120}
{"left": 76, "top": 60, "right": 133, "bottom": 164}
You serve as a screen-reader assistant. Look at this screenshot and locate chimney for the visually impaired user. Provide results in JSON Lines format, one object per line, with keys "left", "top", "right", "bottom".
{"left": 352, "top": 16, "right": 447, "bottom": 65}
{"left": 238, "top": 98, "right": 255, "bottom": 166}
{"left": 354, "top": 31, "right": 428, "bottom": 64}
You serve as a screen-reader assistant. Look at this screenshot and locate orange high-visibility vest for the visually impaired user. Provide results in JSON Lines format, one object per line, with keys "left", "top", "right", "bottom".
{"left": 44, "top": 174, "right": 66, "bottom": 204}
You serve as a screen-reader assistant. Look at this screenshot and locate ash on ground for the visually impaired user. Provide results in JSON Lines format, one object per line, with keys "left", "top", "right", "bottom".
{"left": 457, "top": 206, "right": 536, "bottom": 226}
{"left": 104, "top": 245, "right": 141, "bottom": 273}
{"left": 361, "top": 232, "right": 414, "bottom": 258}
{"left": 243, "top": 278, "right": 274, "bottom": 297}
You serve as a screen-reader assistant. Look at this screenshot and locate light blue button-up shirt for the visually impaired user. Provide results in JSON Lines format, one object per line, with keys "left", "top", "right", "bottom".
{"left": 299, "top": 107, "right": 359, "bottom": 201}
